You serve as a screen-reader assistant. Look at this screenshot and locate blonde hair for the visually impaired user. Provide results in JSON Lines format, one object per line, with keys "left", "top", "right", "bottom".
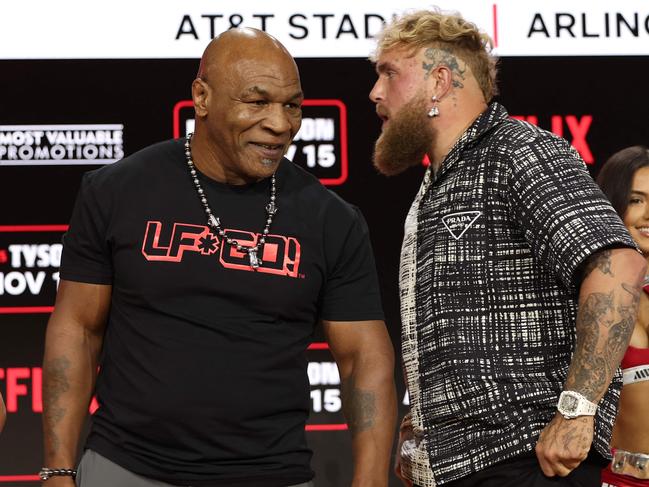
{"left": 373, "top": 9, "right": 498, "bottom": 101}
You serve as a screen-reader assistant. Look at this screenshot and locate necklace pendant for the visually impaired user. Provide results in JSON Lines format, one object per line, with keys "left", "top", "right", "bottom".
{"left": 184, "top": 135, "right": 276, "bottom": 268}
{"left": 208, "top": 215, "right": 220, "bottom": 228}
{"left": 266, "top": 202, "right": 278, "bottom": 215}
{"left": 248, "top": 249, "right": 260, "bottom": 269}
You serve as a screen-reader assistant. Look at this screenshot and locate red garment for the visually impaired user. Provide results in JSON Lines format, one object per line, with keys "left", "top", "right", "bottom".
{"left": 642, "top": 275, "right": 649, "bottom": 294}
{"left": 622, "top": 345, "right": 649, "bottom": 370}
{"left": 602, "top": 464, "right": 649, "bottom": 486}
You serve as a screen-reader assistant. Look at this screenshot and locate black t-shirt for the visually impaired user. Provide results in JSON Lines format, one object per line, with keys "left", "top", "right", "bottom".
{"left": 60, "top": 139, "right": 384, "bottom": 486}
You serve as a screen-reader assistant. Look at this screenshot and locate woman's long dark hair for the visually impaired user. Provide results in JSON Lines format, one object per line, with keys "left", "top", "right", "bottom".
{"left": 597, "top": 146, "right": 649, "bottom": 217}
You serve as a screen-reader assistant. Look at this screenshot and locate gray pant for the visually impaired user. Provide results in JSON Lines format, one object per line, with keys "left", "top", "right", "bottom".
{"left": 76, "top": 450, "right": 315, "bottom": 487}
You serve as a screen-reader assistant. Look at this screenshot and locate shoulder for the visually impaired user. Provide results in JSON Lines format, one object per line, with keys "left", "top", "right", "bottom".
{"left": 488, "top": 119, "right": 584, "bottom": 176}
{"left": 280, "top": 159, "right": 362, "bottom": 223}
{"left": 83, "top": 138, "right": 183, "bottom": 190}
{"left": 489, "top": 117, "right": 572, "bottom": 154}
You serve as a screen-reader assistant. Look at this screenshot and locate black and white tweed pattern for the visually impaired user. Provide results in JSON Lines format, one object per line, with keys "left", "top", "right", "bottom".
{"left": 400, "top": 167, "right": 436, "bottom": 487}
{"left": 400, "top": 102, "right": 636, "bottom": 485}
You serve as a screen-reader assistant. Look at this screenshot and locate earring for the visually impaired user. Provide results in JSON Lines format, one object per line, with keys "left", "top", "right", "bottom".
{"left": 427, "top": 95, "right": 440, "bottom": 118}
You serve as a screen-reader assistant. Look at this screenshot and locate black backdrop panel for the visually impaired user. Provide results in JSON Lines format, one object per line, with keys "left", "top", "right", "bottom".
{"left": 1, "top": 55, "right": 649, "bottom": 485}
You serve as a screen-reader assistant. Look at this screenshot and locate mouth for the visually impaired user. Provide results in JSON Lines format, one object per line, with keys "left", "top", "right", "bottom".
{"left": 636, "top": 227, "right": 649, "bottom": 237}
{"left": 376, "top": 108, "right": 390, "bottom": 128}
{"left": 250, "top": 142, "right": 285, "bottom": 160}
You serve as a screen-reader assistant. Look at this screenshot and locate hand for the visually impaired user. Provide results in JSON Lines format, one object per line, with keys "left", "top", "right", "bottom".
{"left": 394, "top": 414, "right": 414, "bottom": 487}
{"left": 535, "top": 412, "right": 594, "bottom": 477}
{"left": 41, "top": 477, "right": 77, "bottom": 487}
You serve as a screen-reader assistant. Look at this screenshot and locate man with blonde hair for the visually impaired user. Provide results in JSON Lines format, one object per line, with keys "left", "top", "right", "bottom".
{"left": 369, "top": 9, "right": 646, "bottom": 487}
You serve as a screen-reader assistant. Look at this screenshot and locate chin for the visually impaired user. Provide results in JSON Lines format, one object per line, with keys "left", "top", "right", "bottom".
{"left": 260, "top": 158, "right": 280, "bottom": 167}
{"left": 251, "top": 159, "right": 280, "bottom": 180}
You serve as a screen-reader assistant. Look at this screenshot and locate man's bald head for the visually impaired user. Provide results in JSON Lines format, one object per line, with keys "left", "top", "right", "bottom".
{"left": 190, "top": 28, "right": 303, "bottom": 184}
{"left": 197, "top": 28, "right": 295, "bottom": 82}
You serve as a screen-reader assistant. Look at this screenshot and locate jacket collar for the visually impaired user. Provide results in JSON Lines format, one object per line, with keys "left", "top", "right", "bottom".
{"left": 434, "top": 101, "right": 509, "bottom": 181}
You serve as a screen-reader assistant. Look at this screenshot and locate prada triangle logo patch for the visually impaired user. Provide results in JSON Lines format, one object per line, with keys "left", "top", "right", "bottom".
{"left": 441, "top": 211, "right": 481, "bottom": 240}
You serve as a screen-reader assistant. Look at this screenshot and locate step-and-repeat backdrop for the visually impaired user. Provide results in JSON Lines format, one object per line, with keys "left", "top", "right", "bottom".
{"left": 1, "top": 1, "right": 649, "bottom": 485}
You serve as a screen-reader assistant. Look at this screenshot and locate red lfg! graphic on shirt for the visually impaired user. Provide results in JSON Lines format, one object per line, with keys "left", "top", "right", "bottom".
{"left": 141, "top": 221, "right": 301, "bottom": 278}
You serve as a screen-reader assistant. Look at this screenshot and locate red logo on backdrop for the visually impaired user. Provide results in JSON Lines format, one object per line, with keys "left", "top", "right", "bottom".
{"left": 0, "top": 367, "right": 41, "bottom": 413}
{"left": 173, "top": 99, "right": 349, "bottom": 185}
{"left": 0, "top": 225, "right": 68, "bottom": 314}
{"left": 142, "top": 220, "right": 301, "bottom": 278}
{"left": 511, "top": 114, "right": 594, "bottom": 164}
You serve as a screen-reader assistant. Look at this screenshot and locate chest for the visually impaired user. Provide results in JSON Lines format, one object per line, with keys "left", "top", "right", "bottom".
{"left": 416, "top": 159, "right": 515, "bottom": 261}
{"left": 105, "top": 185, "right": 325, "bottom": 318}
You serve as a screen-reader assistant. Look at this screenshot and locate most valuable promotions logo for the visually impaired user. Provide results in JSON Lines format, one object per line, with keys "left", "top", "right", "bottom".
{"left": 173, "top": 100, "right": 348, "bottom": 185}
{"left": 0, "top": 225, "right": 67, "bottom": 313}
{"left": 0, "top": 124, "right": 124, "bottom": 165}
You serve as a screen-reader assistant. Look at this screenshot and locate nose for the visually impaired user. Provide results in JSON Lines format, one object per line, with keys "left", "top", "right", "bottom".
{"left": 262, "top": 104, "right": 293, "bottom": 135}
{"left": 369, "top": 78, "right": 383, "bottom": 103}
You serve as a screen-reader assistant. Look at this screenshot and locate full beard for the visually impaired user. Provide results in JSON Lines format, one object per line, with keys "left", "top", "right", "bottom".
{"left": 373, "top": 94, "right": 435, "bottom": 177}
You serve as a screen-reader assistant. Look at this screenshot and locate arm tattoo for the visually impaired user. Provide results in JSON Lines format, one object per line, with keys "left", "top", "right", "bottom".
{"left": 422, "top": 48, "right": 466, "bottom": 88}
{"left": 567, "top": 292, "right": 608, "bottom": 398}
{"left": 606, "top": 284, "right": 639, "bottom": 361}
{"left": 43, "top": 356, "right": 71, "bottom": 453}
{"left": 580, "top": 250, "right": 614, "bottom": 281}
{"left": 566, "top": 279, "right": 639, "bottom": 400}
{"left": 341, "top": 375, "right": 376, "bottom": 437}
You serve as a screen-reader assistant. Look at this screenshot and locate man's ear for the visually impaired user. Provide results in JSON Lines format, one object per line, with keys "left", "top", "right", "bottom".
{"left": 429, "top": 65, "right": 453, "bottom": 99}
{"left": 192, "top": 78, "right": 209, "bottom": 117}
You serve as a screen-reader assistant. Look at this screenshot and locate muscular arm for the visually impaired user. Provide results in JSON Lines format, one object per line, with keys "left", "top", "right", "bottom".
{"left": 42, "top": 280, "right": 111, "bottom": 484}
{"left": 566, "top": 248, "right": 644, "bottom": 399}
{"left": 323, "top": 320, "right": 397, "bottom": 487}
{"left": 536, "top": 248, "right": 646, "bottom": 476}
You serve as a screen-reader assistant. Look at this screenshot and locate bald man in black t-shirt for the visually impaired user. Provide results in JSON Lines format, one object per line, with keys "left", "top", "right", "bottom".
{"left": 41, "top": 28, "right": 396, "bottom": 487}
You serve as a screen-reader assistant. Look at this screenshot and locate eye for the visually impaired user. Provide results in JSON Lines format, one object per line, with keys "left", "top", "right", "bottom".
{"left": 629, "top": 197, "right": 643, "bottom": 205}
{"left": 250, "top": 99, "right": 268, "bottom": 106}
{"left": 284, "top": 103, "right": 302, "bottom": 118}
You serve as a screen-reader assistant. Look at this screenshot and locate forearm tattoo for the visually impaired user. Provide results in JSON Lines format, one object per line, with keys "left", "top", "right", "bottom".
{"left": 422, "top": 47, "right": 466, "bottom": 88}
{"left": 607, "top": 284, "right": 638, "bottom": 362}
{"left": 341, "top": 375, "right": 376, "bottom": 437}
{"left": 43, "top": 356, "right": 71, "bottom": 453}
{"left": 566, "top": 251, "right": 639, "bottom": 401}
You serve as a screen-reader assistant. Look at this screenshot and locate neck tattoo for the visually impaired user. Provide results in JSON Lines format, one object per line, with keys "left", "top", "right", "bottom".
{"left": 184, "top": 133, "right": 278, "bottom": 269}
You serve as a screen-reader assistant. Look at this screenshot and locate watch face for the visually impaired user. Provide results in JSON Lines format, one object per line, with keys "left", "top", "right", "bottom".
{"left": 560, "top": 394, "right": 578, "bottom": 411}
